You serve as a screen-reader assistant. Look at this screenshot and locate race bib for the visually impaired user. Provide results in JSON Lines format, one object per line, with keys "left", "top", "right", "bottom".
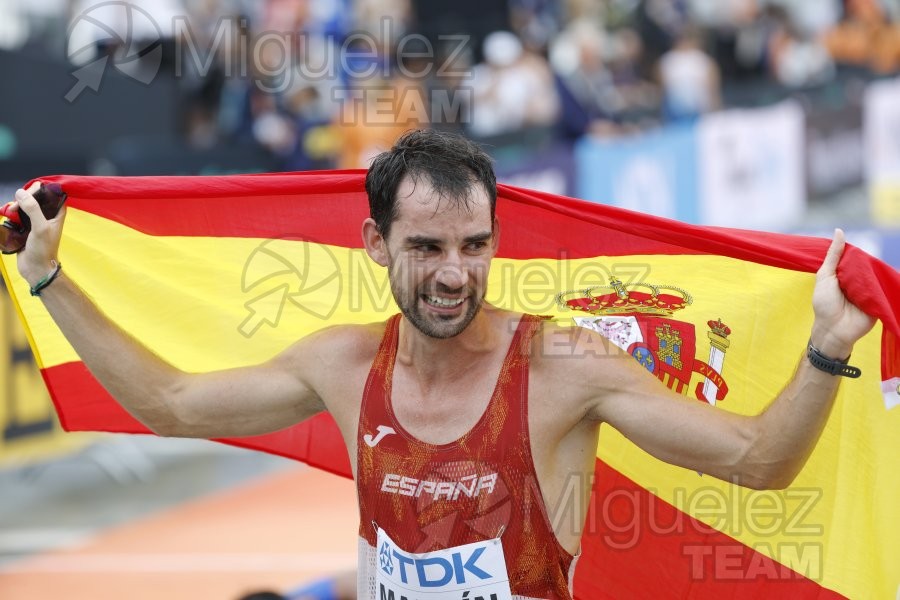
{"left": 375, "top": 527, "right": 513, "bottom": 600}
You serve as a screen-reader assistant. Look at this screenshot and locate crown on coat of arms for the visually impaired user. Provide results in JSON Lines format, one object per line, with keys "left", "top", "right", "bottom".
{"left": 707, "top": 318, "right": 732, "bottom": 337}
{"left": 557, "top": 277, "right": 693, "bottom": 317}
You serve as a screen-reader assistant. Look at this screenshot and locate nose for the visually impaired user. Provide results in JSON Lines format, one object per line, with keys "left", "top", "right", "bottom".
{"left": 434, "top": 252, "right": 468, "bottom": 291}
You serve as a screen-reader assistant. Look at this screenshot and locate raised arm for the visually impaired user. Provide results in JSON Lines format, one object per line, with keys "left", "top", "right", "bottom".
{"left": 580, "top": 230, "right": 875, "bottom": 489}
{"left": 11, "top": 183, "right": 326, "bottom": 438}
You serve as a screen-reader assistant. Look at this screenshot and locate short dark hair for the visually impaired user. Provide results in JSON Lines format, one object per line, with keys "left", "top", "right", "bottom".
{"left": 365, "top": 129, "right": 497, "bottom": 239}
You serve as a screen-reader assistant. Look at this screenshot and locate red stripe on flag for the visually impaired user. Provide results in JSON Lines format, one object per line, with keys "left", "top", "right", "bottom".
{"left": 42, "top": 362, "right": 352, "bottom": 477}
{"left": 32, "top": 173, "right": 708, "bottom": 257}
{"left": 38, "top": 172, "right": 372, "bottom": 250}
{"left": 574, "top": 459, "right": 846, "bottom": 599}
{"left": 14, "top": 173, "right": 834, "bottom": 265}
{"left": 42, "top": 361, "right": 148, "bottom": 434}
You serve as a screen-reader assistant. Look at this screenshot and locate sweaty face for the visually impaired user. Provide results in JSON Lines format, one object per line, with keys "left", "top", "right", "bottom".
{"left": 383, "top": 176, "right": 496, "bottom": 339}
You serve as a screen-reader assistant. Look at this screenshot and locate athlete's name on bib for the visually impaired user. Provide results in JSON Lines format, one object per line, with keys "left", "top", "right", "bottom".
{"left": 380, "top": 472, "right": 498, "bottom": 500}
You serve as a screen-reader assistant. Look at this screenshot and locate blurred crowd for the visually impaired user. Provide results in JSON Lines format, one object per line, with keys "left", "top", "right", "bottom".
{"left": 2, "top": 0, "right": 900, "bottom": 170}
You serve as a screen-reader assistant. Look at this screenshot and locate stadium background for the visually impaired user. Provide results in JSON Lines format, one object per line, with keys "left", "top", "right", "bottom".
{"left": 1, "top": 0, "right": 899, "bottom": 598}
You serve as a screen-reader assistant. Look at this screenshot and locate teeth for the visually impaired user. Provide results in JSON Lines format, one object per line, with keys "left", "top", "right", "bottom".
{"left": 426, "top": 295, "right": 464, "bottom": 308}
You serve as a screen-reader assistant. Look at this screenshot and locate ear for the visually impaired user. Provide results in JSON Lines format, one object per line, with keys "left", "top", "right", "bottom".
{"left": 362, "top": 218, "right": 389, "bottom": 267}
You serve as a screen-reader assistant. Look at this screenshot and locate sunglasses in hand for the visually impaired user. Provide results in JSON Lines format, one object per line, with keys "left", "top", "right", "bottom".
{"left": 0, "top": 183, "right": 67, "bottom": 255}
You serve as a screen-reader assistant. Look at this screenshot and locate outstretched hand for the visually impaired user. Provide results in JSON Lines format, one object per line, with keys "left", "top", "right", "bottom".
{"left": 811, "top": 229, "right": 876, "bottom": 359}
{"left": 11, "top": 181, "right": 68, "bottom": 286}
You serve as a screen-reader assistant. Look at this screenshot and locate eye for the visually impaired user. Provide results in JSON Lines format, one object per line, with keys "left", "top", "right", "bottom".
{"left": 413, "top": 244, "right": 439, "bottom": 254}
{"left": 465, "top": 241, "right": 489, "bottom": 252}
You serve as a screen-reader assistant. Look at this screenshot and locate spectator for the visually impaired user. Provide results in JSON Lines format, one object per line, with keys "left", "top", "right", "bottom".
{"left": 550, "top": 19, "right": 657, "bottom": 135}
{"left": 333, "top": 65, "right": 429, "bottom": 168}
{"left": 823, "top": 0, "right": 900, "bottom": 73}
{"left": 466, "top": 30, "right": 559, "bottom": 138}
{"left": 509, "top": 0, "right": 564, "bottom": 53}
{"left": 353, "top": 0, "right": 412, "bottom": 51}
{"left": 282, "top": 83, "right": 340, "bottom": 171}
{"left": 605, "top": 27, "right": 661, "bottom": 123}
{"left": 766, "top": 6, "right": 835, "bottom": 88}
{"left": 688, "top": 0, "right": 767, "bottom": 80}
{"left": 636, "top": 0, "right": 692, "bottom": 69}
{"left": 658, "top": 27, "right": 721, "bottom": 121}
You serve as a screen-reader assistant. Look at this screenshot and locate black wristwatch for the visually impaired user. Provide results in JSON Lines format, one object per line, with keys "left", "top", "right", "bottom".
{"left": 806, "top": 341, "right": 861, "bottom": 378}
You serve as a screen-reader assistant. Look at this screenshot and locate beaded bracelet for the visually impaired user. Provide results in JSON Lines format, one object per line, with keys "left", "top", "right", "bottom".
{"left": 30, "top": 261, "right": 62, "bottom": 297}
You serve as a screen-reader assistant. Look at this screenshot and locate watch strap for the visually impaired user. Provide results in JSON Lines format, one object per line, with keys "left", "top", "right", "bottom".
{"left": 807, "top": 341, "right": 861, "bottom": 378}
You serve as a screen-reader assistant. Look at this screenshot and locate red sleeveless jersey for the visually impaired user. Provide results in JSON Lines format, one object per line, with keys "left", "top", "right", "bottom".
{"left": 356, "top": 313, "right": 577, "bottom": 600}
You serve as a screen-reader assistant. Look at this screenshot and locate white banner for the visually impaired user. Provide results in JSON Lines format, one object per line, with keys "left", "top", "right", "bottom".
{"left": 864, "top": 76, "right": 900, "bottom": 224}
{"left": 697, "top": 100, "right": 806, "bottom": 229}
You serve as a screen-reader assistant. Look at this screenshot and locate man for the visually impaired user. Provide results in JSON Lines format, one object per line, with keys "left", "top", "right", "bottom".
{"left": 11, "top": 130, "right": 874, "bottom": 599}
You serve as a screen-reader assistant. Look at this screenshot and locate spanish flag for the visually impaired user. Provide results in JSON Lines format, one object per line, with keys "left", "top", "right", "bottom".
{"left": 2, "top": 172, "right": 899, "bottom": 599}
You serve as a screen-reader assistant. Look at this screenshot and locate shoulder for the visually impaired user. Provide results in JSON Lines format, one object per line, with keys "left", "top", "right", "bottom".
{"left": 528, "top": 318, "right": 649, "bottom": 421}
{"left": 271, "top": 319, "right": 390, "bottom": 374}
{"left": 529, "top": 318, "right": 624, "bottom": 366}
{"left": 271, "top": 318, "right": 394, "bottom": 420}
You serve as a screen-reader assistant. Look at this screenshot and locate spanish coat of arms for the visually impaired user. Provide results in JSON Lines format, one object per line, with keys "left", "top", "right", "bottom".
{"left": 558, "top": 278, "right": 732, "bottom": 406}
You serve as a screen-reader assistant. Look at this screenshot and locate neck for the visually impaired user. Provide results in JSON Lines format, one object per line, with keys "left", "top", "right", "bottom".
{"left": 396, "top": 305, "right": 501, "bottom": 384}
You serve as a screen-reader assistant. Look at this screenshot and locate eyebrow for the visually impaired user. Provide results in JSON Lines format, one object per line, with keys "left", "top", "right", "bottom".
{"left": 403, "top": 231, "right": 493, "bottom": 246}
{"left": 404, "top": 235, "right": 442, "bottom": 246}
{"left": 464, "top": 231, "right": 493, "bottom": 244}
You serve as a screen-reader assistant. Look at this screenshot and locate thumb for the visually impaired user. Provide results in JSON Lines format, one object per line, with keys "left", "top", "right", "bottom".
{"left": 817, "top": 228, "right": 845, "bottom": 280}
{"left": 14, "top": 181, "right": 45, "bottom": 226}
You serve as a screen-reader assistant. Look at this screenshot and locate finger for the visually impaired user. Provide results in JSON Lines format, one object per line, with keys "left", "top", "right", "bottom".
{"left": 818, "top": 228, "right": 845, "bottom": 277}
{"left": 5, "top": 181, "right": 42, "bottom": 220}
{"left": 14, "top": 187, "right": 45, "bottom": 225}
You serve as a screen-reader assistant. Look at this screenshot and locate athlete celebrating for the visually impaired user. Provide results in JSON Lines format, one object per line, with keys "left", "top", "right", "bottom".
{"left": 11, "top": 130, "right": 874, "bottom": 599}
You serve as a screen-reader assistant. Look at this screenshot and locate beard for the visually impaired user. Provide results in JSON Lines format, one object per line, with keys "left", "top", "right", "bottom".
{"left": 389, "top": 270, "right": 485, "bottom": 339}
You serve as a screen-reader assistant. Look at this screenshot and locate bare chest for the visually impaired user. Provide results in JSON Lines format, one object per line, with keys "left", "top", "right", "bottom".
{"left": 388, "top": 362, "right": 502, "bottom": 446}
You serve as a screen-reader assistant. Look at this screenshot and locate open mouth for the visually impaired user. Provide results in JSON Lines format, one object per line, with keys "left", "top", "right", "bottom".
{"left": 422, "top": 295, "right": 466, "bottom": 309}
